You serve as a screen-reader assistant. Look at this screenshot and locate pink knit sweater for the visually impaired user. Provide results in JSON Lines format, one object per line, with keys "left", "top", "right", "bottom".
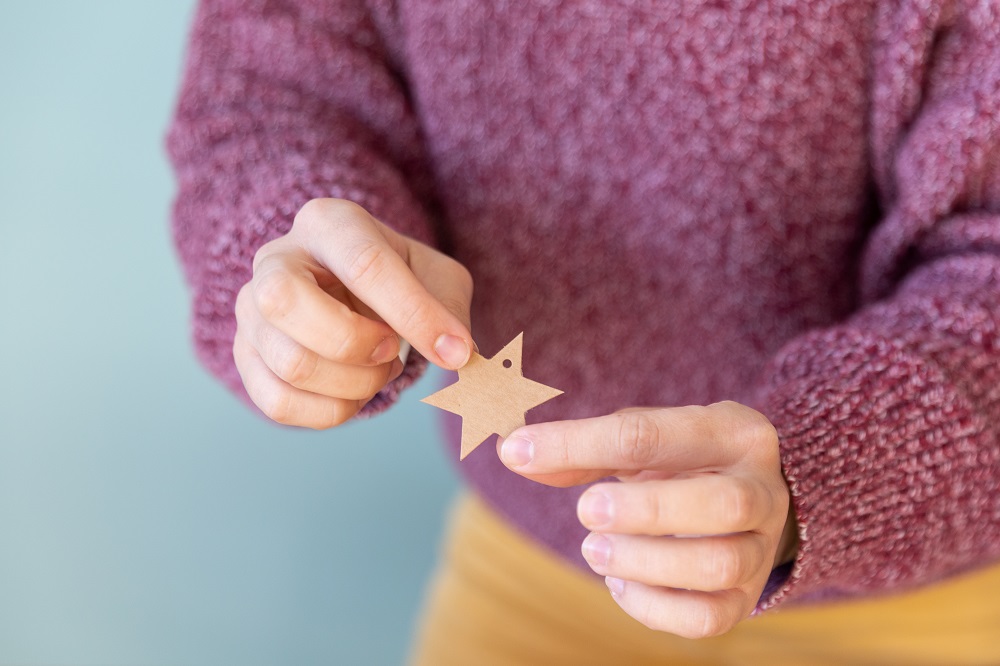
{"left": 168, "top": 0, "right": 1000, "bottom": 610}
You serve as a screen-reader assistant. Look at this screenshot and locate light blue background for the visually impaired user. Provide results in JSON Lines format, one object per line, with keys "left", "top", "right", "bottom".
{"left": 0, "top": 3, "right": 459, "bottom": 664}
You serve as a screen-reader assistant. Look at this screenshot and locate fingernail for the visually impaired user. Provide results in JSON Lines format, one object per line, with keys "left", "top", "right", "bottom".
{"left": 579, "top": 491, "right": 614, "bottom": 529}
{"left": 500, "top": 436, "right": 534, "bottom": 467}
{"left": 582, "top": 533, "right": 611, "bottom": 567}
{"left": 434, "top": 334, "right": 471, "bottom": 369}
{"left": 371, "top": 336, "right": 398, "bottom": 364}
{"left": 606, "top": 577, "right": 625, "bottom": 598}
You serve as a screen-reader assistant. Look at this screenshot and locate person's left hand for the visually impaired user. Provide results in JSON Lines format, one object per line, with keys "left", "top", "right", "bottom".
{"left": 497, "top": 401, "right": 798, "bottom": 638}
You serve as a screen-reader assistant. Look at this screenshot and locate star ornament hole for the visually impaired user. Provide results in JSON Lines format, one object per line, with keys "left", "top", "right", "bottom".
{"left": 420, "top": 332, "right": 564, "bottom": 460}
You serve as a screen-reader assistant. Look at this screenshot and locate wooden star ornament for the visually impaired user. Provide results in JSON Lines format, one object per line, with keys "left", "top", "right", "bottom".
{"left": 421, "top": 333, "right": 563, "bottom": 460}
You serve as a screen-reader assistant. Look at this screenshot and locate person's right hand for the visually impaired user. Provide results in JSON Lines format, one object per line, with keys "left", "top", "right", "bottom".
{"left": 233, "top": 198, "right": 475, "bottom": 429}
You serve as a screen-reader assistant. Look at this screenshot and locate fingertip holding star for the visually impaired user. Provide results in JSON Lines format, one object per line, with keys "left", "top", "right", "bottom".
{"left": 421, "top": 333, "right": 563, "bottom": 460}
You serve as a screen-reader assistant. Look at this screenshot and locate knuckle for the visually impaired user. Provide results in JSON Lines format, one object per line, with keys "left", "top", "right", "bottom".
{"left": 294, "top": 198, "right": 327, "bottom": 227}
{"left": 326, "top": 198, "right": 368, "bottom": 221}
{"left": 720, "top": 479, "right": 757, "bottom": 529}
{"left": 694, "top": 604, "right": 730, "bottom": 639}
{"left": 231, "top": 335, "right": 249, "bottom": 372}
{"left": 235, "top": 283, "right": 252, "bottom": 320}
{"left": 437, "top": 294, "right": 471, "bottom": 322}
{"left": 351, "top": 367, "right": 382, "bottom": 401}
{"left": 685, "top": 404, "right": 718, "bottom": 442}
{"left": 395, "top": 298, "right": 436, "bottom": 339}
{"left": 295, "top": 198, "right": 343, "bottom": 226}
{"left": 261, "top": 389, "right": 296, "bottom": 425}
{"left": 745, "top": 410, "right": 779, "bottom": 451}
{"left": 275, "top": 344, "right": 318, "bottom": 387}
{"left": 709, "top": 401, "right": 778, "bottom": 454}
{"left": 314, "top": 400, "right": 358, "bottom": 429}
{"left": 309, "top": 415, "right": 338, "bottom": 431}
{"left": 709, "top": 542, "right": 748, "bottom": 589}
{"left": 331, "top": 326, "right": 363, "bottom": 363}
{"left": 252, "top": 238, "right": 283, "bottom": 273}
{"left": 632, "top": 591, "right": 667, "bottom": 633}
{"left": 296, "top": 198, "right": 369, "bottom": 233}
{"left": 671, "top": 602, "right": 730, "bottom": 639}
{"left": 615, "top": 412, "right": 661, "bottom": 468}
{"left": 342, "top": 240, "right": 388, "bottom": 287}
{"left": 253, "top": 269, "right": 296, "bottom": 321}
{"left": 642, "top": 489, "right": 666, "bottom": 530}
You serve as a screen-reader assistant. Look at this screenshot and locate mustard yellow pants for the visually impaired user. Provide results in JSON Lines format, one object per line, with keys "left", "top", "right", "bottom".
{"left": 409, "top": 493, "right": 1000, "bottom": 666}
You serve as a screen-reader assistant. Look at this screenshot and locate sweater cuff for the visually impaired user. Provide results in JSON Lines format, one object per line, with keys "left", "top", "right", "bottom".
{"left": 750, "top": 326, "right": 987, "bottom": 611}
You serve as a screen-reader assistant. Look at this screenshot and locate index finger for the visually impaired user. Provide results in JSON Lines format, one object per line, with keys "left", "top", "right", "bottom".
{"left": 498, "top": 404, "right": 755, "bottom": 485}
{"left": 250, "top": 252, "right": 399, "bottom": 366}
{"left": 294, "top": 199, "right": 473, "bottom": 370}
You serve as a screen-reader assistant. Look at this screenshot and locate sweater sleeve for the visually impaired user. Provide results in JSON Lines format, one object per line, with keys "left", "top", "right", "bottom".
{"left": 166, "top": 0, "right": 437, "bottom": 412}
{"left": 755, "top": 1, "right": 1000, "bottom": 610}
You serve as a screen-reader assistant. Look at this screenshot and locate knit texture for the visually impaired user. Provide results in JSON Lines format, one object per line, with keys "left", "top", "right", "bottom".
{"left": 167, "top": 0, "right": 1000, "bottom": 610}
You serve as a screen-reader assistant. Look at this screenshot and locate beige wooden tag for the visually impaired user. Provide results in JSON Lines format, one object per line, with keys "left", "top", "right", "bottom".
{"left": 421, "top": 333, "right": 563, "bottom": 460}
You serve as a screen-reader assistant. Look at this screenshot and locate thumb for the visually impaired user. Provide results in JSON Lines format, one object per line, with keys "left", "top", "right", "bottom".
{"left": 410, "top": 248, "right": 473, "bottom": 333}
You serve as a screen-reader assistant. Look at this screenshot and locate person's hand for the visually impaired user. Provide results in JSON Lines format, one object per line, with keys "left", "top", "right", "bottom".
{"left": 233, "top": 198, "right": 475, "bottom": 428}
{"left": 497, "top": 401, "right": 797, "bottom": 638}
